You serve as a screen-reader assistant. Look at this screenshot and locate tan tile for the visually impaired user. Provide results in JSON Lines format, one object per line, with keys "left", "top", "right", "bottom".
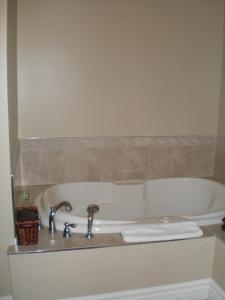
{"left": 115, "top": 147, "right": 148, "bottom": 170}
{"left": 20, "top": 149, "right": 48, "bottom": 185}
{"left": 214, "top": 143, "right": 225, "bottom": 182}
{"left": 18, "top": 136, "right": 217, "bottom": 185}
{"left": 114, "top": 147, "right": 148, "bottom": 181}
{"left": 147, "top": 145, "right": 215, "bottom": 179}
{"left": 188, "top": 145, "right": 215, "bottom": 177}
{"left": 47, "top": 147, "right": 101, "bottom": 184}
{"left": 46, "top": 148, "right": 75, "bottom": 184}
{"left": 114, "top": 168, "right": 146, "bottom": 181}
{"left": 147, "top": 146, "right": 181, "bottom": 179}
{"left": 99, "top": 147, "right": 117, "bottom": 181}
{"left": 99, "top": 147, "right": 148, "bottom": 181}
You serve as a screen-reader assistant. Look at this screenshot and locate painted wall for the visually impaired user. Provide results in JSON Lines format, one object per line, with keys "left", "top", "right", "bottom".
{"left": 213, "top": 2, "right": 225, "bottom": 183}
{"left": 217, "top": 2, "right": 225, "bottom": 138}
{"left": 0, "top": 0, "right": 16, "bottom": 297}
{"left": 17, "top": 0, "right": 224, "bottom": 138}
{"left": 7, "top": 0, "right": 18, "bottom": 172}
{"left": 217, "top": 74, "right": 225, "bottom": 138}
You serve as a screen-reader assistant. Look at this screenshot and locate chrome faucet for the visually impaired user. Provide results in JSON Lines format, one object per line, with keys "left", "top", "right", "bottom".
{"left": 85, "top": 204, "right": 99, "bottom": 239}
{"left": 49, "top": 201, "right": 73, "bottom": 236}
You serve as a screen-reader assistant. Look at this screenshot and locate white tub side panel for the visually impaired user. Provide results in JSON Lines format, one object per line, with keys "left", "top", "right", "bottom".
{"left": 9, "top": 236, "right": 215, "bottom": 300}
{"left": 212, "top": 237, "right": 225, "bottom": 291}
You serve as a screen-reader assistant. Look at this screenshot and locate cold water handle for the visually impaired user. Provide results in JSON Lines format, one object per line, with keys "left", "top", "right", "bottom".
{"left": 85, "top": 204, "right": 99, "bottom": 239}
{"left": 63, "top": 222, "right": 76, "bottom": 238}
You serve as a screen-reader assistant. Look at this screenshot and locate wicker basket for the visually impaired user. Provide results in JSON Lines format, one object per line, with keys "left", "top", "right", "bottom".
{"left": 16, "top": 207, "right": 39, "bottom": 245}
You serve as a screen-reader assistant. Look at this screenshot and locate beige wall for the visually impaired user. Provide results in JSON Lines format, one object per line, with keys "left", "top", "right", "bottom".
{"left": 0, "top": 0, "right": 16, "bottom": 297}
{"left": 17, "top": 0, "right": 224, "bottom": 138}
{"left": 217, "top": 79, "right": 225, "bottom": 138}
{"left": 218, "top": 1, "right": 225, "bottom": 138}
{"left": 7, "top": 0, "right": 18, "bottom": 173}
{"left": 214, "top": 2, "right": 225, "bottom": 182}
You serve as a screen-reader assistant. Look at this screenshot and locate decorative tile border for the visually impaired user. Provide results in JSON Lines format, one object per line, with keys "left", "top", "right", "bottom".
{"left": 17, "top": 135, "right": 217, "bottom": 186}
{"left": 214, "top": 136, "right": 225, "bottom": 183}
{"left": 20, "top": 135, "right": 216, "bottom": 150}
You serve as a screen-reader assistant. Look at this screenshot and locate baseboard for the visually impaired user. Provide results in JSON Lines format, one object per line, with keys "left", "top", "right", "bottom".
{"left": 209, "top": 280, "right": 225, "bottom": 300}
{"left": 60, "top": 279, "right": 211, "bottom": 300}
{"left": 5, "top": 279, "right": 225, "bottom": 300}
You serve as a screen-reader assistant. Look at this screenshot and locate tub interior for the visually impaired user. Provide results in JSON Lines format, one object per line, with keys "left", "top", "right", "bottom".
{"left": 43, "top": 178, "right": 225, "bottom": 222}
{"left": 44, "top": 182, "right": 145, "bottom": 221}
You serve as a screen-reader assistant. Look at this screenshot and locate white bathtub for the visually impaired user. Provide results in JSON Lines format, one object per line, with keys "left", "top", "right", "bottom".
{"left": 35, "top": 178, "right": 225, "bottom": 233}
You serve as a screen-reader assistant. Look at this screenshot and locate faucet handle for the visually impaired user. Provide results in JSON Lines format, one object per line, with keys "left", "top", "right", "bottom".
{"left": 37, "top": 216, "right": 44, "bottom": 230}
{"left": 63, "top": 222, "right": 76, "bottom": 238}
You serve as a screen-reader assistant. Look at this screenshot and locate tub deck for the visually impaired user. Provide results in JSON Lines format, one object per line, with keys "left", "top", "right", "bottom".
{"left": 8, "top": 224, "right": 212, "bottom": 255}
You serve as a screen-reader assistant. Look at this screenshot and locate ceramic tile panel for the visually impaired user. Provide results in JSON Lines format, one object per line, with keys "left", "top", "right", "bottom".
{"left": 147, "top": 145, "right": 215, "bottom": 179}
{"left": 214, "top": 137, "right": 225, "bottom": 183}
{"left": 20, "top": 136, "right": 216, "bottom": 150}
{"left": 46, "top": 147, "right": 101, "bottom": 184}
{"left": 17, "top": 136, "right": 216, "bottom": 186}
{"left": 20, "top": 149, "right": 48, "bottom": 185}
{"left": 13, "top": 141, "right": 21, "bottom": 186}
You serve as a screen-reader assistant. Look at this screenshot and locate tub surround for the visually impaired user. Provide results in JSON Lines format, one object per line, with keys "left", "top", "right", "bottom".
{"left": 17, "top": 135, "right": 216, "bottom": 186}
{"left": 9, "top": 135, "right": 225, "bottom": 300}
{"left": 10, "top": 177, "right": 224, "bottom": 255}
{"left": 7, "top": 224, "right": 212, "bottom": 255}
{"left": 13, "top": 135, "right": 225, "bottom": 254}
{"left": 214, "top": 136, "right": 225, "bottom": 183}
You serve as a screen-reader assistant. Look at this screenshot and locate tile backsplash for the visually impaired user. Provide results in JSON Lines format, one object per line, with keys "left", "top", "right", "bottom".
{"left": 17, "top": 136, "right": 216, "bottom": 186}
{"left": 214, "top": 137, "right": 225, "bottom": 183}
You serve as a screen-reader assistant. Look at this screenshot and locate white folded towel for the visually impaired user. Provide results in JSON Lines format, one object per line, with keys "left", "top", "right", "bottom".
{"left": 121, "top": 221, "right": 203, "bottom": 243}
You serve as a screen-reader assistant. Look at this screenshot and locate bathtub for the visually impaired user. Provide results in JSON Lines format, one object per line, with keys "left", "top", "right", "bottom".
{"left": 35, "top": 178, "right": 225, "bottom": 233}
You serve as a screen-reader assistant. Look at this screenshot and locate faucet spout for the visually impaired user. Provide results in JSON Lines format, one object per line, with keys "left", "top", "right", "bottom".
{"left": 49, "top": 201, "right": 73, "bottom": 236}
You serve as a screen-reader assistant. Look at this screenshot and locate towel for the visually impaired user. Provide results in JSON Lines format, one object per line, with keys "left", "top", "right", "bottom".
{"left": 121, "top": 221, "right": 203, "bottom": 243}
